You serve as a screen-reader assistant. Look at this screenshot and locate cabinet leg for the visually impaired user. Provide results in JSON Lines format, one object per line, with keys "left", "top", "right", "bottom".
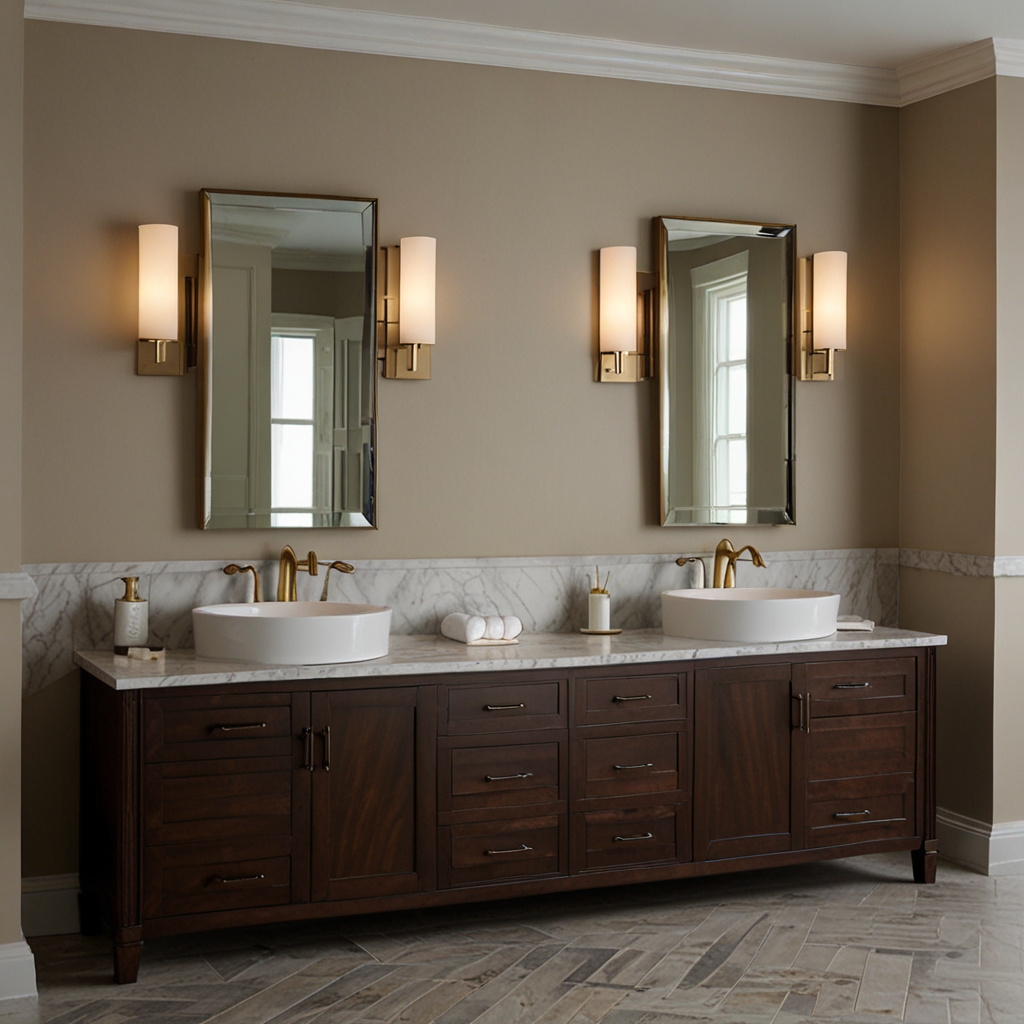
{"left": 113, "top": 942, "right": 142, "bottom": 984}
{"left": 911, "top": 845, "right": 938, "bottom": 884}
{"left": 78, "top": 892, "right": 102, "bottom": 936}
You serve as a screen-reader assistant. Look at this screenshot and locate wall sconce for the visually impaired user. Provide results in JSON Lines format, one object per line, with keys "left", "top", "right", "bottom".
{"left": 378, "top": 236, "right": 436, "bottom": 380}
{"left": 597, "top": 246, "right": 656, "bottom": 382}
{"left": 137, "top": 223, "right": 197, "bottom": 376}
{"left": 797, "top": 250, "right": 847, "bottom": 381}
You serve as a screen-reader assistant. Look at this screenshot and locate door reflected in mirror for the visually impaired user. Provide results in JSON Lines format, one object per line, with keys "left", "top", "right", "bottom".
{"left": 199, "top": 191, "right": 377, "bottom": 529}
{"left": 656, "top": 217, "right": 795, "bottom": 526}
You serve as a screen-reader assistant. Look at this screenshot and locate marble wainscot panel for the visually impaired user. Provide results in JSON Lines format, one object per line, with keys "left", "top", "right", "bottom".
{"left": 23, "top": 548, "right": 897, "bottom": 695}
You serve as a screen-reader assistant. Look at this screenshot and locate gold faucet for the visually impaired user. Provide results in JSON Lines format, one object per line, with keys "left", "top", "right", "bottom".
{"left": 223, "top": 563, "right": 262, "bottom": 602}
{"left": 712, "top": 538, "right": 767, "bottom": 588}
{"left": 277, "top": 545, "right": 320, "bottom": 602}
{"left": 319, "top": 560, "right": 356, "bottom": 601}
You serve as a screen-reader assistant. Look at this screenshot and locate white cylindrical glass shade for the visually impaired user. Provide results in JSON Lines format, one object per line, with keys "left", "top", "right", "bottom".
{"left": 138, "top": 224, "right": 179, "bottom": 341}
{"left": 600, "top": 246, "right": 637, "bottom": 353}
{"left": 399, "top": 236, "right": 436, "bottom": 347}
{"left": 813, "top": 250, "right": 847, "bottom": 351}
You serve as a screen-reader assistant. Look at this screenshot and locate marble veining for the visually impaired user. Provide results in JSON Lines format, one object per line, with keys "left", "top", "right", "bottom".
{"left": 23, "top": 548, "right": 899, "bottom": 695}
{"left": 75, "top": 626, "right": 945, "bottom": 691}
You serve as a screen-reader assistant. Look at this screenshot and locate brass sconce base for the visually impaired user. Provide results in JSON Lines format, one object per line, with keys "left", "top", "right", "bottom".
{"left": 137, "top": 339, "right": 187, "bottom": 376}
{"left": 598, "top": 351, "right": 646, "bottom": 382}
{"left": 596, "top": 270, "right": 656, "bottom": 383}
{"left": 384, "top": 343, "right": 432, "bottom": 380}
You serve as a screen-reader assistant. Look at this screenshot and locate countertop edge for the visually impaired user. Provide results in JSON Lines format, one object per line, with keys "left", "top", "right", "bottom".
{"left": 74, "top": 629, "right": 948, "bottom": 691}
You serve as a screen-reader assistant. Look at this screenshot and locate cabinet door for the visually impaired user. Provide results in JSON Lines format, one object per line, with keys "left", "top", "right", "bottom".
{"left": 311, "top": 686, "right": 436, "bottom": 902}
{"left": 693, "top": 664, "right": 799, "bottom": 862}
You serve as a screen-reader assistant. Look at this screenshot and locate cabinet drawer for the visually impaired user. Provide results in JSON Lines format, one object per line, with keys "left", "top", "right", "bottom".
{"left": 807, "top": 712, "right": 916, "bottom": 781}
{"left": 442, "top": 815, "right": 564, "bottom": 886}
{"left": 578, "top": 731, "right": 682, "bottom": 801}
{"left": 806, "top": 773, "right": 916, "bottom": 848}
{"left": 142, "top": 836, "right": 292, "bottom": 918}
{"left": 444, "top": 680, "right": 566, "bottom": 734}
{"left": 443, "top": 740, "right": 563, "bottom": 814}
{"left": 144, "top": 756, "right": 293, "bottom": 845}
{"left": 572, "top": 806, "right": 685, "bottom": 872}
{"left": 804, "top": 658, "right": 916, "bottom": 717}
{"left": 575, "top": 673, "right": 687, "bottom": 726}
{"left": 144, "top": 693, "right": 294, "bottom": 762}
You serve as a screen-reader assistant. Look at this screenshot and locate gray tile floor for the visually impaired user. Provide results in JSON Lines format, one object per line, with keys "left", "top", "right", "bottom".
{"left": 3, "top": 854, "right": 1022, "bottom": 1024}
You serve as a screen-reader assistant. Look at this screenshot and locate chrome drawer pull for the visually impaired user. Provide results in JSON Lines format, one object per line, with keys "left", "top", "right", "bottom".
{"left": 834, "top": 682, "right": 871, "bottom": 689}
{"left": 613, "top": 762, "right": 654, "bottom": 771}
{"left": 613, "top": 694, "right": 652, "bottom": 702}
{"left": 833, "top": 810, "right": 871, "bottom": 819}
{"left": 214, "top": 722, "right": 266, "bottom": 732}
{"left": 614, "top": 832, "right": 654, "bottom": 842}
{"left": 485, "top": 844, "right": 533, "bottom": 855}
{"left": 485, "top": 772, "right": 534, "bottom": 782}
{"left": 484, "top": 703, "right": 525, "bottom": 711}
{"left": 214, "top": 873, "right": 265, "bottom": 884}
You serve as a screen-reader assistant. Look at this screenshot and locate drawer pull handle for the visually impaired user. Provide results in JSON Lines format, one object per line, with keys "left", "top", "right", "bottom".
{"left": 302, "top": 727, "right": 314, "bottom": 771}
{"left": 833, "top": 810, "right": 871, "bottom": 819}
{"left": 214, "top": 873, "right": 265, "bottom": 884}
{"left": 214, "top": 722, "right": 266, "bottom": 732}
{"left": 485, "top": 772, "right": 534, "bottom": 782}
{"left": 485, "top": 844, "right": 533, "bottom": 856}
{"left": 614, "top": 832, "right": 654, "bottom": 842}
{"left": 484, "top": 703, "right": 526, "bottom": 711}
{"left": 613, "top": 762, "right": 654, "bottom": 771}
{"left": 322, "top": 725, "right": 330, "bottom": 771}
{"left": 834, "top": 682, "right": 872, "bottom": 689}
{"left": 613, "top": 694, "right": 652, "bottom": 702}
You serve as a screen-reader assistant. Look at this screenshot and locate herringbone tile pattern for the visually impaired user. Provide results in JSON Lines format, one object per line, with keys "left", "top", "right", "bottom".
{"left": 4, "top": 853, "right": 1022, "bottom": 1024}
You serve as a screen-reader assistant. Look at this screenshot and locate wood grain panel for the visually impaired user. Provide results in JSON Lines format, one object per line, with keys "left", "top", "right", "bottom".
{"left": 801, "top": 657, "right": 916, "bottom": 717}
{"left": 444, "top": 680, "right": 566, "bottom": 734}
{"left": 574, "top": 673, "right": 687, "bottom": 726}
{"left": 806, "top": 712, "right": 916, "bottom": 781}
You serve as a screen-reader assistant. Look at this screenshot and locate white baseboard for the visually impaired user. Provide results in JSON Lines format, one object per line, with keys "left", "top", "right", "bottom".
{"left": 0, "top": 940, "right": 37, "bottom": 1001}
{"left": 21, "top": 874, "right": 80, "bottom": 937}
{"left": 937, "top": 807, "right": 1024, "bottom": 875}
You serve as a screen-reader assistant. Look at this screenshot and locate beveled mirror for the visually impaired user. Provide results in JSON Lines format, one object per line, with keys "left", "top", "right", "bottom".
{"left": 198, "top": 190, "right": 377, "bottom": 529}
{"left": 656, "top": 216, "right": 795, "bottom": 526}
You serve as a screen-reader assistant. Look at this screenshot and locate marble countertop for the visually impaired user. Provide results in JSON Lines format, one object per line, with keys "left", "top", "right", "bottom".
{"left": 75, "top": 627, "right": 947, "bottom": 691}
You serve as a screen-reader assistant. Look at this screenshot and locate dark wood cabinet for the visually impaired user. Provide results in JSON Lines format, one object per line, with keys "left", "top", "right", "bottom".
{"left": 80, "top": 646, "right": 937, "bottom": 985}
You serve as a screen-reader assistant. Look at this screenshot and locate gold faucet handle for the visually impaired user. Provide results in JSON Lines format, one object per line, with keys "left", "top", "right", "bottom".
{"left": 223, "top": 564, "right": 262, "bottom": 602}
{"left": 296, "top": 551, "right": 320, "bottom": 576}
{"left": 319, "top": 560, "right": 356, "bottom": 601}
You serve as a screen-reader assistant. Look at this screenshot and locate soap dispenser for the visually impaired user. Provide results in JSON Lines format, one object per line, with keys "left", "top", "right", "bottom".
{"left": 113, "top": 576, "right": 149, "bottom": 654}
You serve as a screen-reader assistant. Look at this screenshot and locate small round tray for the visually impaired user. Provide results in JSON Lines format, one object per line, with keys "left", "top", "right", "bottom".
{"left": 579, "top": 628, "right": 622, "bottom": 635}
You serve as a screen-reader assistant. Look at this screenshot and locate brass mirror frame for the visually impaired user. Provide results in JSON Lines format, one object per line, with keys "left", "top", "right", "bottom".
{"left": 197, "top": 188, "right": 379, "bottom": 530}
{"left": 655, "top": 215, "right": 796, "bottom": 527}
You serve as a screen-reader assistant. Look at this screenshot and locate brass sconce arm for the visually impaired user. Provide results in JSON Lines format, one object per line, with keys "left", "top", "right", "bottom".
{"left": 223, "top": 563, "right": 262, "bottom": 602}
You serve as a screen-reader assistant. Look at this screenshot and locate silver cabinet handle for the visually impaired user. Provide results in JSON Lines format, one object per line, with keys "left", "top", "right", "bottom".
{"left": 834, "top": 682, "right": 872, "bottom": 689}
{"left": 613, "top": 762, "right": 654, "bottom": 771}
{"left": 214, "top": 722, "right": 266, "bottom": 732}
{"left": 214, "top": 873, "right": 265, "bottom": 884}
{"left": 614, "top": 832, "right": 654, "bottom": 842}
{"left": 484, "top": 703, "right": 525, "bottom": 711}
{"left": 613, "top": 694, "right": 652, "bottom": 702}
{"left": 485, "top": 844, "right": 532, "bottom": 855}
{"left": 833, "top": 810, "right": 871, "bottom": 819}
{"left": 485, "top": 772, "right": 534, "bottom": 781}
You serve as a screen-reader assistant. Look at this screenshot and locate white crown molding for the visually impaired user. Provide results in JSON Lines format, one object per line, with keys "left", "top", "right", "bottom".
{"left": 24, "top": 0, "right": 901, "bottom": 106}
{"left": 993, "top": 38, "right": 1024, "bottom": 78}
{"left": 897, "top": 38, "right": 995, "bottom": 106}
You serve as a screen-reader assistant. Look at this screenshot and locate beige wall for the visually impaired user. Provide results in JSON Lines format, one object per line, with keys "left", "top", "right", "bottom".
{"left": 1, "top": 0, "right": 24, "bottom": 943}
{"left": 22, "top": 20, "right": 900, "bottom": 567}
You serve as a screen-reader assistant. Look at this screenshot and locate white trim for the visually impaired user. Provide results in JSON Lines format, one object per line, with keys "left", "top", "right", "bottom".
{"left": 937, "top": 807, "right": 1024, "bottom": 876}
{"left": 0, "top": 573, "right": 37, "bottom": 601}
{"left": 897, "top": 39, "right": 995, "bottom": 106}
{"left": 24, "top": 0, "right": 901, "bottom": 106}
{"left": 22, "top": 874, "right": 80, "bottom": 938}
{"left": 0, "top": 941, "right": 36, "bottom": 1001}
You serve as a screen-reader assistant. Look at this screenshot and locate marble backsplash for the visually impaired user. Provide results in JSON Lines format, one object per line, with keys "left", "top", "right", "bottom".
{"left": 22, "top": 547, "right": 898, "bottom": 695}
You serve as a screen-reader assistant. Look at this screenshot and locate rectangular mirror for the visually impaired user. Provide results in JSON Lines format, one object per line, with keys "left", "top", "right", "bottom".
{"left": 199, "top": 190, "right": 378, "bottom": 529}
{"left": 656, "top": 216, "right": 794, "bottom": 526}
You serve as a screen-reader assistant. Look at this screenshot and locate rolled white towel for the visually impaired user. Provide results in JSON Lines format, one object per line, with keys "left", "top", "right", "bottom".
{"left": 441, "top": 612, "right": 487, "bottom": 643}
{"left": 502, "top": 615, "right": 523, "bottom": 640}
{"left": 483, "top": 615, "right": 505, "bottom": 640}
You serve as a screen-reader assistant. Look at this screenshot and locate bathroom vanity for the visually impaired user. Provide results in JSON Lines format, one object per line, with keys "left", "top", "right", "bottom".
{"left": 76, "top": 628, "right": 942, "bottom": 984}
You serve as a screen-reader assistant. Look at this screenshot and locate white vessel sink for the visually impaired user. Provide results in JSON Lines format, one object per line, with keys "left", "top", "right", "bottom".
{"left": 661, "top": 588, "right": 840, "bottom": 643}
{"left": 193, "top": 602, "right": 392, "bottom": 665}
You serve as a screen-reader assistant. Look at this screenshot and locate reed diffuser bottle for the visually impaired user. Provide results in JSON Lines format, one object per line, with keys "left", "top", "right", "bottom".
{"left": 588, "top": 567, "right": 610, "bottom": 631}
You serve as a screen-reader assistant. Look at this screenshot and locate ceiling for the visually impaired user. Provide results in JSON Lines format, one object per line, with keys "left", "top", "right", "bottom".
{"left": 285, "top": 0, "right": 1024, "bottom": 70}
